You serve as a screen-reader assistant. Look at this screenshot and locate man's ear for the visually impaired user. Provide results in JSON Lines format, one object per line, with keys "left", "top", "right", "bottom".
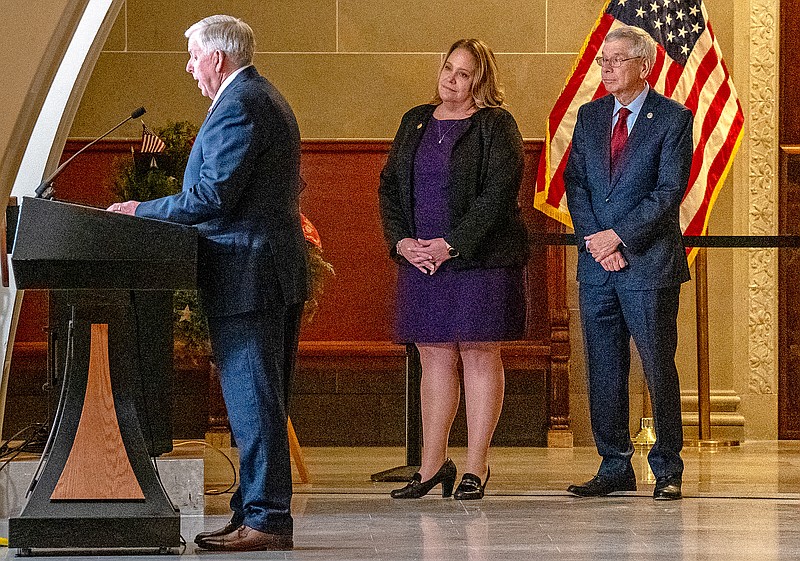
{"left": 213, "top": 50, "right": 226, "bottom": 72}
{"left": 640, "top": 57, "right": 653, "bottom": 80}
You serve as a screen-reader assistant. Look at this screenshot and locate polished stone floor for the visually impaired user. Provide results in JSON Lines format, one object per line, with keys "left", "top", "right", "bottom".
{"left": 5, "top": 442, "right": 800, "bottom": 559}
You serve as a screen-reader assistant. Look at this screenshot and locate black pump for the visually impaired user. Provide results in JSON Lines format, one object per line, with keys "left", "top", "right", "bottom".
{"left": 390, "top": 458, "right": 457, "bottom": 499}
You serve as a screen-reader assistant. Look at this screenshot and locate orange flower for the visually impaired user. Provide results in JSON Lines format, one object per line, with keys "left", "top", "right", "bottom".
{"left": 300, "top": 213, "right": 322, "bottom": 249}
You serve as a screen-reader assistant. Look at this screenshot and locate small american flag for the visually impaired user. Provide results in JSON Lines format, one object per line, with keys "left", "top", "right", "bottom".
{"left": 534, "top": 0, "right": 744, "bottom": 256}
{"left": 140, "top": 122, "right": 166, "bottom": 154}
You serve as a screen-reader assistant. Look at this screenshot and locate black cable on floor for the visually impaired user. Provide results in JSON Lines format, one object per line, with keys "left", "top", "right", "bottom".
{"left": 172, "top": 440, "right": 238, "bottom": 495}
{"left": 0, "top": 423, "right": 48, "bottom": 475}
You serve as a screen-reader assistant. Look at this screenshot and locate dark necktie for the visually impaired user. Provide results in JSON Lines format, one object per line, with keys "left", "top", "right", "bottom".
{"left": 610, "top": 107, "right": 632, "bottom": 170}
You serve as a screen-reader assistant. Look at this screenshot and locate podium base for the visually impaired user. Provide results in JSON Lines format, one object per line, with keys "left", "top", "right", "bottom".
{"left": 10, "top": 511, "right": 180, "bottom": 552}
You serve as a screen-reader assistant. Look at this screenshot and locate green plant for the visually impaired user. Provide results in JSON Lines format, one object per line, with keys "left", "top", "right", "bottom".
{"left": 114, "top": 121, "right": 197, "bottom": 202}
{"left": 304, "top": 244, "right": 336, "bottom": 323}
{"left": 173, "top": 289, "right": 211, "bottom": 360}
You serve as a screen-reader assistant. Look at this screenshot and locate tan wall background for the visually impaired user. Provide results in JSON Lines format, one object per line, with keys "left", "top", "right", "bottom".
{"left": 70, "top": 0, "right": 737, "bottom": 141}
{"left": 2, "top": 0, "right": 115, "bottom": 438}
{"left": 71, "top": 0, "right": 610, "bottom": 139}
{"left": 69, "top": 0, "right": 752, "bottom": 444}
{"left": 1, "top": 0, "right": 79, "bottom": 186}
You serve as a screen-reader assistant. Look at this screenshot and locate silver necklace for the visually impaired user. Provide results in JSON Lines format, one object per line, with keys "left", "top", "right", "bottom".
{"left": 437, "top": 119, "right": 460, "bottom": 144}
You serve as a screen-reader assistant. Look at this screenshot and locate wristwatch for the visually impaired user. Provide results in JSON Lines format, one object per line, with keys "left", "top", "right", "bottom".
{"left": 445, "top": 241, "right": 459, "bottom": 258}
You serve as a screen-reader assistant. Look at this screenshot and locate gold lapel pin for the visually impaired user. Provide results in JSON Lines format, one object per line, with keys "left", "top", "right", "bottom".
{"left": 417, "top": 123, "right": 423, "bottom": 129}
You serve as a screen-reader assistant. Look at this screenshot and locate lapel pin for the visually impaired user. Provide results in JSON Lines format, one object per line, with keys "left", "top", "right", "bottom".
{"left": 417, "top": 123, "right": 423, "bottom": 129}
{"left": 647, "top": 112, "right": 653, "bottom": 119}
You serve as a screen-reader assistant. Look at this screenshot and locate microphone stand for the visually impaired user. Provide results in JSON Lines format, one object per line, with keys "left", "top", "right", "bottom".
{"left": 34, "top": 106, "right": 146, "bottom": 200}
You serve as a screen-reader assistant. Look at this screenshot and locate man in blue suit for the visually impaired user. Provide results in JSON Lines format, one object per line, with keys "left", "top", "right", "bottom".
{"left": 563, "top": 25, "right": 693, "bottom": 501}
{"left": 110, "top": 15, "right": 307, "bottom": 549}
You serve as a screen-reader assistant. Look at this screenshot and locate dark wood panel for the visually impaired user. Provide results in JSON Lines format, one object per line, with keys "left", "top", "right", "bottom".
{"left": 779, "top": 149, "right": 800, "bottom": 438}
{"left": 7, "top": 137, "right": 569, "bottom": 446}
{"left": 781, "top": 1, "right": 800, "bottom": 144}
{"left": 779, "top": 1, "right": 800, "bottom": 438}
{"left": 298, "top": 141, "right": 398, "bottom": 342}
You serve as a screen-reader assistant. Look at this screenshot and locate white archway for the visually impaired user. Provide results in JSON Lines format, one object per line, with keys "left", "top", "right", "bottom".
{"left": 0, "top": 0, "right": 123, "bottom": 433}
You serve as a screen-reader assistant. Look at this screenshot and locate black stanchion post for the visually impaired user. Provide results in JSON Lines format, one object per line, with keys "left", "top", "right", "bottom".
{"left": 370, "top": 344, "right": 422, "bottom": 482}
{"left": 404, "top": 343, "right": 422, "bottom": 467}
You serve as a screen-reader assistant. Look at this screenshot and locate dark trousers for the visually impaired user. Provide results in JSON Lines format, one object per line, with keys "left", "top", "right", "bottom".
{"left": 207, "top": 301, "right": 304, "bottom": 535}
{"left": 579, "top": 281, "right": 684, "bottom": 480}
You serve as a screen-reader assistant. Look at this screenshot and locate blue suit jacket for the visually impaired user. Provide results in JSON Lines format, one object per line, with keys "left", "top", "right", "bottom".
{"left": 564, "top": 89, "right": 693, "bottom": 289}
{"left": 136, "top": 66, "right": 308, "bottom": 316}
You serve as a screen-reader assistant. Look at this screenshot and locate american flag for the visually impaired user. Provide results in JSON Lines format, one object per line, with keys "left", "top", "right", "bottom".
{"left": 140, "top": 122, "right": 166, "bottom": 154}
{"left": 534, "top": 0, "right": 744, "bottom": 253}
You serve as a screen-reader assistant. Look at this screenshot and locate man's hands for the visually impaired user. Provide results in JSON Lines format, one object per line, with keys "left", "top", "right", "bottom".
{"left": 584, "top": 229, "right": 627, "bottom": 271}
{"left": 106, "top": 201, "right": 140, "bottom": 215}
{"left": 599, "top": 250, "right": 628, "bottom": 271}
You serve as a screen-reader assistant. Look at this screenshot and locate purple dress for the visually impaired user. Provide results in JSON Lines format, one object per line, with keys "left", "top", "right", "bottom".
{"left": 394, "top": 117, "right": 526, "bottom": 343}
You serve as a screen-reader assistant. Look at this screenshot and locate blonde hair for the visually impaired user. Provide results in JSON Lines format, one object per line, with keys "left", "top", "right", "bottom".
{"left": 431, "top": 39, "right": 505, "bottom": 108}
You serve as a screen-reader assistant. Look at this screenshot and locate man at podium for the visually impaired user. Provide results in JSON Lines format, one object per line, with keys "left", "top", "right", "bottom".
{"left": 109, "top": 14, "right": 308, "bottom": 552}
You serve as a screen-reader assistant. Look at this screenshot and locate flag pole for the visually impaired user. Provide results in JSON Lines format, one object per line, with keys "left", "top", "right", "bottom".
{"left": 685, "top": 239, "right": 738, "bottom": 447}
{"left": 695, "top": 246, "right": 713, "bottom": 440}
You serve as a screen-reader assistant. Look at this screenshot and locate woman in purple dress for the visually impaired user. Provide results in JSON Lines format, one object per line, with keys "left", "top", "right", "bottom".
{"left": 379, "top": 39, "right": 528, "bottom": 500}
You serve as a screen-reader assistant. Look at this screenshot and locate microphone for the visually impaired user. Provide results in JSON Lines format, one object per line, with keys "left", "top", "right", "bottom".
{"left": 35, "top": 106, "right": 147, "bottom": 199}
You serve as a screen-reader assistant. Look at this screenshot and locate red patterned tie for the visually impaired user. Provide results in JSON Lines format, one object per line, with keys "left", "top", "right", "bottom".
{"left": 610, "top": 107, "right": 632, "bottom": 170}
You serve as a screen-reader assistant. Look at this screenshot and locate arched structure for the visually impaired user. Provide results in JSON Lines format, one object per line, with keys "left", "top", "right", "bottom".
{"left": 0, "top": 0, "right": 124, "bottom": 435}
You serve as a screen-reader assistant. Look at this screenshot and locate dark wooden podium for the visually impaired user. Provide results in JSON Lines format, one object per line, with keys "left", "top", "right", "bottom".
{"left": 8, "top": 197, "right": 197, "bottom": 553}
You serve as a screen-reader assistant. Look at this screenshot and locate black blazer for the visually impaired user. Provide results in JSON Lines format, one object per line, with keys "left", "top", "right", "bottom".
{"left": 379, "top": 104, "right": 528, "bottom": 269}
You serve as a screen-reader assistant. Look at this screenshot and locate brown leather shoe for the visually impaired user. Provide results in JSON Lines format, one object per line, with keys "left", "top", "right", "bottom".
{"left": 196, "top": 525, "right": 293, "bottom": 551}
{"left": 193, "top": 520, "right": 240, "bottom": 544}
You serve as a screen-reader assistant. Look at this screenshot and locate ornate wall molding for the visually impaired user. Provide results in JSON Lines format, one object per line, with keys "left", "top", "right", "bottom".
{"left": 748, "top": 0, "right": 778, "bottom": 394}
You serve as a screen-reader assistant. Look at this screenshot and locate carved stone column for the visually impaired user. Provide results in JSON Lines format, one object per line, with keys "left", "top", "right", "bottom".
{"left": 748, "top": 0, "right": 779, "bottom": 398}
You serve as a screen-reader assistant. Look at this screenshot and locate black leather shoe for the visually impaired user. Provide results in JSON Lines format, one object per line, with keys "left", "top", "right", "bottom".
{"left": 390, "top": 458, "right": 457, "bottom": 498}
{"left": 567, "top": 473, "right": 637, "bottom": 497}
{"left": 194, "top": 519, "right": 242, "bottom": 544}
{"left": 454, "top": 466, "right": 490, "bottom": 500}
{"left": 653, "top": 477, "right": 682, "bottom": 500}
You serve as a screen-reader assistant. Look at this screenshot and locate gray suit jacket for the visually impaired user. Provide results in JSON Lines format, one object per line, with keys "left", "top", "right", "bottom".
{"left": 564, "top": 89, "right": 693, "bottom": 289}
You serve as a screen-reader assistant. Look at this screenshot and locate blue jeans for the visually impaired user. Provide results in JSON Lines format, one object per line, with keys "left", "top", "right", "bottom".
{"left": 207, "top": 302, "right": 303, "bottom": 536}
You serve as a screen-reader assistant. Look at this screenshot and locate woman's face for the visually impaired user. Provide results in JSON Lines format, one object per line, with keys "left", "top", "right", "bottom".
{"left": 438, "top": 48, "right": 477, "bottom": 107}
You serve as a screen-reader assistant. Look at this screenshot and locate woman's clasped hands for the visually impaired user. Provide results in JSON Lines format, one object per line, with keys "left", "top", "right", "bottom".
{"left": 397, "top": 237, "right": 452, "bottom": 275}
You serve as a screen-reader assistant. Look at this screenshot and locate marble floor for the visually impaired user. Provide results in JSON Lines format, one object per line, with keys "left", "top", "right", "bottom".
{"left": 5, "top": 442, "right": 800, "bottom": 559}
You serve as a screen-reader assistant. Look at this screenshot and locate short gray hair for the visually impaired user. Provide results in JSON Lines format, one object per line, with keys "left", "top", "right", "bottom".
{"left": 605, "top": 25, "right": 657, "bottom": 69}
{"left": 185, "top": 15, "right": 255, "bottom": 67}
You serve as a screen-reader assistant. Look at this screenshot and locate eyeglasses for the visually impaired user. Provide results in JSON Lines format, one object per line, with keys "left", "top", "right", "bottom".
{"left": 594, "top": 56, "right": 642, "bottom": 68}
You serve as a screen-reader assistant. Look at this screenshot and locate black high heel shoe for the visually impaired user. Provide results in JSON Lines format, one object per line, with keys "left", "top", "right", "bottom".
{"left": 454, "top": 466, "right": 490, "bottom": 500}
{"left": 390, "top": 458, "right": 457, "bottom": 499}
